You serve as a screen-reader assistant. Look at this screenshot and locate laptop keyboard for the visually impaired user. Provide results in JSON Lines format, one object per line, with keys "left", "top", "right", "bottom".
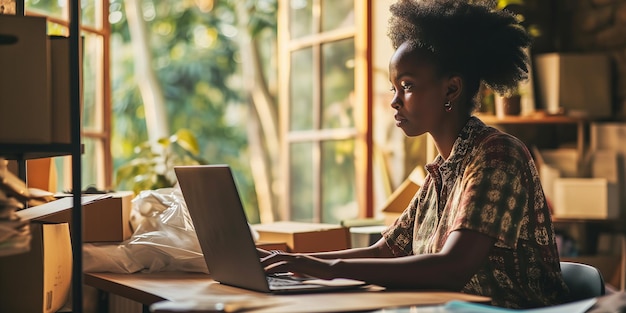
{"left": 267, "top": 275, "right": 305, "bottom": 287}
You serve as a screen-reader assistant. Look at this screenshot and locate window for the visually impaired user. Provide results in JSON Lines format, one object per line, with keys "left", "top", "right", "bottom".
{"left": 25, "top": 0, "right": 111, "bottom": 191}
{"left": 278, "top": 0, "right": 372, "bottom": 223}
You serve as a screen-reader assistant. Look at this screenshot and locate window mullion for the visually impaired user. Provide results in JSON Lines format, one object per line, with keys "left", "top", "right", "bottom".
{"left": 312, "top": 42, "right": 322, "bottom": 223}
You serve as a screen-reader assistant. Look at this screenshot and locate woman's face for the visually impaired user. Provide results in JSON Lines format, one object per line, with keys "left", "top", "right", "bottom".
{"left": 388, "top": 42, "right": 449, "bottom": 137}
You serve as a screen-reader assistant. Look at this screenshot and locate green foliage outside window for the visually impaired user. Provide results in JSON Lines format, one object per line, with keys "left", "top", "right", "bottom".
{"left": 115, "top": 128, "right": 205, "bottom": 195}
{"left": 110, "top": 0, "right": 278, "bottom": 223}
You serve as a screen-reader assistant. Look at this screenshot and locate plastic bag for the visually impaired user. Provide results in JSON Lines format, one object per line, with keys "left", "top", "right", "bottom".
{"left": 84, "top": 186, "right": 259, "bottom": 274}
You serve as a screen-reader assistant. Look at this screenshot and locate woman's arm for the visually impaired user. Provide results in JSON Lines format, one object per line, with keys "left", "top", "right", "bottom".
{"left": 311, "top": 237, "right": 397, "bottom": 258}
{"left": 258, "top": 236, "right": 396, "bottom": 259}
{"left": 261, "top": 229, "right": 495, "bottom": 291}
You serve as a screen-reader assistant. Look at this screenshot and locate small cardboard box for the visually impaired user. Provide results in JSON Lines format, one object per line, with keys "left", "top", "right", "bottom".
{"left": 79, "top": 191, "right": 133, "bottom": 242}
{"left": 381, "top": 167, "right": 423, "bottom": 225}
{"left": 539, "top": 148, "right": 579, "bottom": 178}
{"left": 255, "top": 241, "right": 289, "bottom": 252}
{"left": 49, "top": 35, "right": 71, "bottom": 144}
{"left": 0, "top": 222, "right": 72, "bottom": 313}
{"left": 552, "top": 178, "right": 619, "bottom": 219}
{"left": 590, "top": 123, "right": 626, "bottom": 153}
{"left": 16, "top": 191, "right": 134, "bottom": 242}
{"left": 590, "top": 123, "right": 626, "bottom": 211}
{"left": 534, "top": 53, "right": 612, "bottom": 118}
{"left": 252, "top": 221, "right": 350, "bottom": 252}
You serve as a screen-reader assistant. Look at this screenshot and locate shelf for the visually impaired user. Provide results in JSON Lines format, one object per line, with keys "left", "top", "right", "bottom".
{"left": 553, "top": 217, "right": 626, "bottom": 229}
{"left": 1, "top": 2, "right": 83, "bottom": 310}
{"left": 476, "top": 112, "right": 587, "bottom": 158}
{"left": 0, "top": 143, "right": 76, "bottom": 160}
{"left": 475, "top": 113, "right": 583, "bottom": 125}
{"left": 424, "top": 113, "right": 585, "bottom": 161}
{"left": 0, "top": 144, "right": 84, "bottom": 182}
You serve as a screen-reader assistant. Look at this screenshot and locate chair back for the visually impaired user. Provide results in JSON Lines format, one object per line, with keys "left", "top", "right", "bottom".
{"left": 560, "top": 261, "right": 606, "bottom": 301}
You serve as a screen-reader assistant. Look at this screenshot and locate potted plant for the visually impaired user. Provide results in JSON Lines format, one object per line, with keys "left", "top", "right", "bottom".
{"left": 489, "top": 0, "right": 539, "bottom": 117}
{"left": 499, "top": 89, "right": 522, "bottom": 116}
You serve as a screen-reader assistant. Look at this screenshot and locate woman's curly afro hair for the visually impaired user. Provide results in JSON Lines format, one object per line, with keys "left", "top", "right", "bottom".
{"left": 388, "top": 0, "right": 532, "bottom": 98}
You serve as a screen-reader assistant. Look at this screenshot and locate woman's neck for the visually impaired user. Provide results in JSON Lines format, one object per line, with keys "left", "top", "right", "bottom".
{"left": 431, "top": 114, "right": 471, "bottom": 160}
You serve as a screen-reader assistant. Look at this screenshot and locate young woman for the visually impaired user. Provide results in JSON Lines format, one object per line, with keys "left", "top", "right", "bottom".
{"left": 260, "top": 0, "right": 570, "bottom": 308}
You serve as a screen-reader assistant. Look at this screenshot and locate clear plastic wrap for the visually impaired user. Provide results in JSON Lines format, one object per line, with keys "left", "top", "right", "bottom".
{"left": 84, "top": 186, "right": 243, "bottom": 273}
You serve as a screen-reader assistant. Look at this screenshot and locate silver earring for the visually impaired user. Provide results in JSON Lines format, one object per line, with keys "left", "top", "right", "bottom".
{"left": 444, "top": 101, "right": 452, "bottom": 112}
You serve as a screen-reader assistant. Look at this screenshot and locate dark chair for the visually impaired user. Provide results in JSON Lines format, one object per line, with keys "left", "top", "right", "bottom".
{"left": 560, "top": 261, "right": 606, "bottom": 302}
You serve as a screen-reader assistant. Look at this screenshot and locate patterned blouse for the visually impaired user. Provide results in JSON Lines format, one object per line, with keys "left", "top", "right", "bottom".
{"left": 382, "top": 116, "right": 570, "bottom": 308}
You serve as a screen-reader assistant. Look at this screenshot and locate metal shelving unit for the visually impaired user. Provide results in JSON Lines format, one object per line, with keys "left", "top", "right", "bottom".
{"left": 0, "top": 0, "right": 83, "bottom": 310}
{"left": 69, "top": 0, "right": 84, "bottom": 310}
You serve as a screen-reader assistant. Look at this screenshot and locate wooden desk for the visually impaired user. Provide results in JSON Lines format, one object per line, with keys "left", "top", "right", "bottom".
{"left": 84, "top": 272, "right": 490, "bottom": 313}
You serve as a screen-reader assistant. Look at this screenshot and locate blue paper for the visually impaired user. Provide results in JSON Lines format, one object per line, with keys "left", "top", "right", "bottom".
{"left": 444, "top": 298, "right": 596, "bottom": 313}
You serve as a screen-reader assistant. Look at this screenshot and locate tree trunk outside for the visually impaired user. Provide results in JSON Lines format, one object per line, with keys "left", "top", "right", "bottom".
{"left": 124, "top": 0, "right": 169, "bottom": 143}
{"left": 235, "top": 2, "right": 281, "bottom": 223}
{"left": 122, "top": 0, "right": 279, "bottom": 222}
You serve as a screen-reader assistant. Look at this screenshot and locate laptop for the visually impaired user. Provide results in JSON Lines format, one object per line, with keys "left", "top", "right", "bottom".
{"left": 174, "top": 164, "right": 366, "bottom": 293}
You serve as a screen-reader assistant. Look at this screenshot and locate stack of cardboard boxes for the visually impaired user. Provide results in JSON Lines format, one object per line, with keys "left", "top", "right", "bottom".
{"left": 0, "top": 192, "right": 134, "bottom": 312}
{"left": 0, "top": 15, "right": 73, "bottom": 145}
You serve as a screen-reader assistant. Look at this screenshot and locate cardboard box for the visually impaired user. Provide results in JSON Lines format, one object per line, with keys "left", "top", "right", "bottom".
{"left": 590, "top": 123, "right": 626, "bottom": 211}
{"left": 590, "top": 123, "right": 626, "bottom": 153}
{"left": 16, "top": 191, "right": 134, "bottom": 242}
{"left": 534, "top": 53, "right": 611, "bottom": 118}
{"left": 0, "top": 15, "right": 51, "bottom": 144}
{"left": 80, "top": 191, "right": 133, "bottom": 242}
{"left": 552, "top": 178, "right": 619, "bottom": 219}
{"left": 255, "top": 241, "right": 289, "bottom": 252}
{"left": 539, "top": 148, "right": 579, "bottom": 178}
{"left": 535, "top": 148, "right": 581, "bottom": 204}
{"left": 49, "top": 36, "right": 71, "bottom": 144}
{"left": 381, "top": 167, "right": 423, "bottom": 225}
{"left": 0, "top": 222, "right": 72, "bottom": 313}
{"left": 590, "top": 150, "right": 620, "bottom": 184}
{"left": 252, "top": 221, "right": 350, "bottom": 252}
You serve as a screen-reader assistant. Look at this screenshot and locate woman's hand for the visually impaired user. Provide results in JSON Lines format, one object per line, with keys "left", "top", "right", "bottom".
{"left": 256, "top": 247, "right": 273, "bottom": 258}
{"left": 260, "top": 252, "right": 339, "bottom": 280}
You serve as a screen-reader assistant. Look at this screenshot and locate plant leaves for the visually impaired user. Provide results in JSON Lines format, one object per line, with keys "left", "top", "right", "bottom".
{"left": 171, "top": 128, "right": 200, "bottom": 155}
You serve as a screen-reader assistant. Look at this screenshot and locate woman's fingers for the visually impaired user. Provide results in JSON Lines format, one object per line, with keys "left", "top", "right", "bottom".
{"left": 261, "top": 253, "right": 299, "bottom": 275}
{"left": 263, "top": 260, "right": 290, "bottom": 274}
{"left": 260, "top": 254, "right": 325, "bottom": 278}
{"left": 256, "top": 247, "right": 271, "bottom": 258}
{"left": 260, "top": 252, "right": 288, "bottom": 266}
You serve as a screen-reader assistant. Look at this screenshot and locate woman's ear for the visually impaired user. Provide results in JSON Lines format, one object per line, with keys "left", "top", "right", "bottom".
{"left": 446, "top": 75, "right": 463, "bottom": 102}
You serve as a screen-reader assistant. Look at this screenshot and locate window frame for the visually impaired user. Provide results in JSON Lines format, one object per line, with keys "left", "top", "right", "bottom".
{"left": 277, "top": 0, "right": 373, "bottom": 222}
{"left": 25, "top": 0, "right": 112, "bottom": 191}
